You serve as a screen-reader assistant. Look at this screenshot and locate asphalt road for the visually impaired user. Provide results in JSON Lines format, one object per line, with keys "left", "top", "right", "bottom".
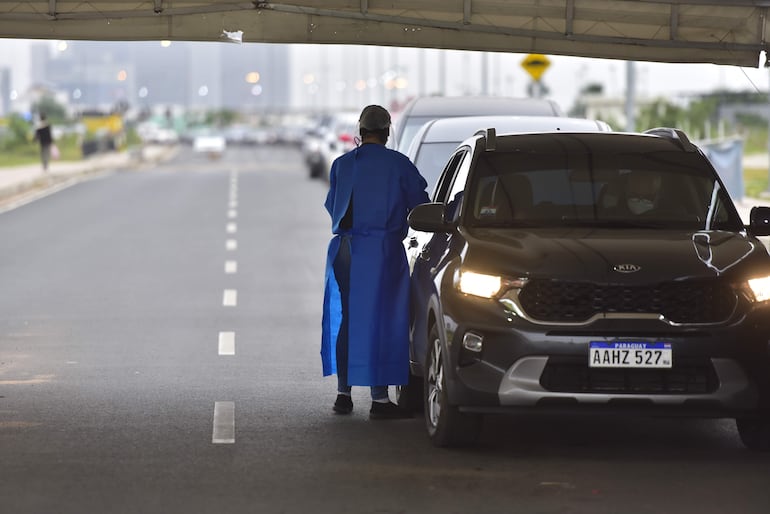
{"left": 1, "top": 145, "right": 769, "bottom": 514}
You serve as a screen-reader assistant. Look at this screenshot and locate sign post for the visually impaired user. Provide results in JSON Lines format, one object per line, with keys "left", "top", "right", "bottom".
{"left": 521, "top": 54, "right": 551, "bottom": 98}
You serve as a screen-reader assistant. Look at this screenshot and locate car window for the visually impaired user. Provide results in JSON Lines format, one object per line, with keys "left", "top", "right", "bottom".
{"left": 447, "top": 151, "right": 472, "bottom": 204}
{"left": 465, "top": 149, "right": 743, "bottom": 231}
{"left": 433, "top": 149, "right": 466, "bottom": 202}
{"left": 414, "top": 142, "right": 462, "bottom": 196}
{"left": 397, "top": 116, "right": 436, "bottom": 153}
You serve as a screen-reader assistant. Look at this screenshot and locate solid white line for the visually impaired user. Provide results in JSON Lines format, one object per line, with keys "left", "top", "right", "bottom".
{"left": 218, "top": 332, "right": 235, "bottom": 355}
{"left": 225, "top": 260, "right": 237, "bottom": 274}
{"left": 228, "top": 209, "right": 237, "bottom": 219}
{"left": 226, "top": 222, "right": 237, "bottom": 234}
{"left": 212, "top": 401, "right": 235, "bottom": 444}
{"left": 223, "top": 289, "right": 237, "bottom": 306}
{"left": 226, "top": 239, "right": 237, "bottom": 251}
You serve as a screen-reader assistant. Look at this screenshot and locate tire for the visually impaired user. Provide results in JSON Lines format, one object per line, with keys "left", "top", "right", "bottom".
{"left": 396, "top": 371, "right": 424, "bottom": 413}
{"left": 424, "top": 323, "right": 482, "bottom": 447}
{"left": 736, "top": 417, "right": 770, "bottom": 451}
{"left": 308, "top": 163, "right": 323, "bottom": 179}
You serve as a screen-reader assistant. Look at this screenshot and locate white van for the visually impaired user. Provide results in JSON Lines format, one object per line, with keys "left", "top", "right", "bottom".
{"left": 392, "top": 96, "right": 564, "bottom": 154}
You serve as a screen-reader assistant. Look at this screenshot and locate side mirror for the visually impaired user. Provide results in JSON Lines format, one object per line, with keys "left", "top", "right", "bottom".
{"left": 749, "top": 206, "right": 770, "bottom": 236}
{"left": 408, "top": 203, "right": 455, "bottom": 233}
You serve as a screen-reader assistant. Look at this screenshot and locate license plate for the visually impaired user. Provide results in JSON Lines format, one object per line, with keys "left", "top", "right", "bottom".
{"left": 589, "top": 341, "right": 672, "bottom": 368}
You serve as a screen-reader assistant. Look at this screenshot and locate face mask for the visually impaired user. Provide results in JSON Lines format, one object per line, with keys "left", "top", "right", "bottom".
{"left": 627, "top": 197, "right": 654, "bottom": 215}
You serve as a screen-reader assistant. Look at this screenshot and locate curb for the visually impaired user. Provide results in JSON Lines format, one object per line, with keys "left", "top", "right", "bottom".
{"left": 0, "top": 144, "right": 179, "bottom": 209}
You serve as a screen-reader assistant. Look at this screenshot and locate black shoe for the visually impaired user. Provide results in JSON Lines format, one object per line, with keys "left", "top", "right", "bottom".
{"left": 369, "top": 401, "right": 413, "bottom": 420}
{"left": 333, "top": 394, "right": 353, "bottom": 415}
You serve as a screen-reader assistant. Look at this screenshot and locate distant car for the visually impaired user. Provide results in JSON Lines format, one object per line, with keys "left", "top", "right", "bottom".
{"left": 392, "top": 96, "right": 564, "bottom": 154}
{"left": 406, "top": 115, "right": 611, "bottom": 195}
{"left": 224, "top": 124, "right": 259, "bottom": 146}
{"left": 137, "top": 122, "right": 179, "bottom": 145}
{"left": 316, "top": 112, "right": 360, "bottom": 181}
{"left": 403, "top": 127, "right": 770, "bottom": 450}
{"left": 302, "top": 114, "right": 335, "bottom": 179}
{"left": 303, "top": 112, "right": 359, "bottom": 180}
{"left": 193, "top": 129, "right": 226, "bottom": 158}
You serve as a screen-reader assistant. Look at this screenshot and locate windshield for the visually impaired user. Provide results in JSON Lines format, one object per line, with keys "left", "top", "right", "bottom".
{"left": 397, "top": 116, "right": 436, "bottom": 153}
{"left": 414, "top": 142, "right": 461, "bottom": 195}
{"left": 465, "top": 150, "right": 743, "bottom": 231}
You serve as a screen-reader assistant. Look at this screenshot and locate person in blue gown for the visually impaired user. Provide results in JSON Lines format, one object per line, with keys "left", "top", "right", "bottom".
{"left": 321, "top": 105, "right": 429, "bottom": 420}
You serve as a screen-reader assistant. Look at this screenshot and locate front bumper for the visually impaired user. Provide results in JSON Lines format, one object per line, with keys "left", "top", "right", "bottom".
{"left": 440, "top": 294, "right": 770, "bottom": 417}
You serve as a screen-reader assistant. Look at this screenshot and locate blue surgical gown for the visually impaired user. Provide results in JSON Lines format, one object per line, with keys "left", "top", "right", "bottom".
{"left": 321, "top": 143, "right": 429, "bottom": 386}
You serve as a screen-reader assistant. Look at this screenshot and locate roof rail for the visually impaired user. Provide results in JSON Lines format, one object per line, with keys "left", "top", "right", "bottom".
{"left": 473, "top": 128, "right": 497, "bottom": 151}
{"left": 643, "top": 127, "right": 697, "bottom": 152}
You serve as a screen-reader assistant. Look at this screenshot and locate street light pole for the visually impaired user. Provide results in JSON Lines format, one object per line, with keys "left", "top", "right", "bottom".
{"left": 625, "top": 61, "right": 636, "bottom": 132}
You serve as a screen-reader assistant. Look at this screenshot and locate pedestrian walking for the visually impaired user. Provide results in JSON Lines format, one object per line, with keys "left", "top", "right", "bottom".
{"left": 33, "top": 113, "right": 54, "bottom": 172}
{"left": 321, "top": 105, "right": 430, "bottom": 420}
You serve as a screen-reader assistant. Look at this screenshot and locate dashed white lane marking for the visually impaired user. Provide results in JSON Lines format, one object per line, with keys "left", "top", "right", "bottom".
{"left": 228, "top": 209, "right": 237, "bottom": 219}
{"left": 226, "top": 239, "right": 237, "bottom": 251}
{"left": 223, "top": 289, "right": 238, "bottom": 306}
{"left": 212, "top": 402, "right": 235, "bottom": 444}
{"left": 225, "top": 260, "right": 237, "bottom": 274}
{"left": 229, "top": 201, "right": 238, "bottom": 209}
{"left": 218, "top": 332, "right": 235, "bottom": 355}
{"left": 226, "top": 222, "right": 237, "bottom": 234}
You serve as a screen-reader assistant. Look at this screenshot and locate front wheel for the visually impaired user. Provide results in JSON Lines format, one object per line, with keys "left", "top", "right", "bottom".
{"left": 424, "top": 323, "right": 482, "bottom": 447}
{"left": 736, "top": 417, "right": 770, "bottom": 451}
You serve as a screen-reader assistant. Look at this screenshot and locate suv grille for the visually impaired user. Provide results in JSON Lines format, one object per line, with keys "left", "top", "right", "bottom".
{"left": 540, "top": 356, "right": 719, "bottom": 395}
{"left": 518, "top": 279, "right": 736, "bottom": 324}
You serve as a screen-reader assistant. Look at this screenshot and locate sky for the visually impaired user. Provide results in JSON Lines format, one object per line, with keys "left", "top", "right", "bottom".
{"left": 2, "top": 38, "right": 769, "bottom": 114}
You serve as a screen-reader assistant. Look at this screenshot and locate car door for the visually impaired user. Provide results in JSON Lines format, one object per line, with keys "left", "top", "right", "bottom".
{"left": 409, "top": 146, "right": 474, "bottom": 367}
{"left": 406, "top": 147, "right": 468, "bottom": 272}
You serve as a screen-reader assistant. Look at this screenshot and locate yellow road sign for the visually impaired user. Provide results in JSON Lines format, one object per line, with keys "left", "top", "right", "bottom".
{"left": 521, "top": 54, "right": 551, "bottom": 82}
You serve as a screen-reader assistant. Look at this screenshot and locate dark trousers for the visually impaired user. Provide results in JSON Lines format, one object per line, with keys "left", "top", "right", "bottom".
{"left": 333, "top": 235, "right": 388, "bottom": 400}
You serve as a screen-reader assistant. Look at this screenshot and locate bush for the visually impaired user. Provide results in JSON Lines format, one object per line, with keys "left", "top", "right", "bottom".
{"left": 0, "top": 114, "right": 33, "bottom": 150}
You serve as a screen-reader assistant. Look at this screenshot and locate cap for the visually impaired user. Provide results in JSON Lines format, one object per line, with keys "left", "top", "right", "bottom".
{"left": 358, "top": 105, "right": 391, "bottom": 131}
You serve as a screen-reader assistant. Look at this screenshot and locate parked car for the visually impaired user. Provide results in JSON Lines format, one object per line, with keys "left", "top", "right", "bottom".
{"left": 406, "top": 115, "right": 611, "bottom": 195}
{"left": 403, "top": 127, "right": 770, "bottom": 449}
{"left": 192, "top": 128, "right": 226, "bottom": 158}
{"left": 392, "top": 96, "right": 564, "bottom": 154}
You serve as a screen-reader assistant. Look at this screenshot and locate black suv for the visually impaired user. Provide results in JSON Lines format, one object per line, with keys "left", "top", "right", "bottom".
{"left": 404, "top": 127, "right": 770, "bottom": 449}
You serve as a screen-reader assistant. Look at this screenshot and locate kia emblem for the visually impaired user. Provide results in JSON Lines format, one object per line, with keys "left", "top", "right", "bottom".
{"left": 614, "top": 264, "right": 641, "bottom": 273}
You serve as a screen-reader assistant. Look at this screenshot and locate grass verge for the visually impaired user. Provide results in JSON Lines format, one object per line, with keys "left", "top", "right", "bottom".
{"left": 745, "top": 167, "right": 769, "bottom": 199}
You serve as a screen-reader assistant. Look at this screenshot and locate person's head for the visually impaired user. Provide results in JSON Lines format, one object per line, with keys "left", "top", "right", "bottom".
{"left": 358, "top": 105, "right": 391, "bottom": 144}
{"left": 39, "top": 112, "right": 47, "bottom": 122}
{"left": 625, "top": 170, "right": 662, "bottom": 215}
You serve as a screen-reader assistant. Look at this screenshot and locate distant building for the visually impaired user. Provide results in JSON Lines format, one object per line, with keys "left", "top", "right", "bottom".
{"left": 30, "top": 41, "right": 292, "bottom": 114}
{"left": 580, "top": 93, "right": 654, "bottom": 130}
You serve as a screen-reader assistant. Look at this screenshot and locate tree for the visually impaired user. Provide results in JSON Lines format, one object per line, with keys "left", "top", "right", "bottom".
{"left": 32, "top": 95, "right": 67, "bottom": 124}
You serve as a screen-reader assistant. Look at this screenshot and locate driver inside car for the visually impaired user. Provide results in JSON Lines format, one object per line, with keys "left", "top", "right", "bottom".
{"left": 624, "top": 170, "right": 663, "bottom": 215}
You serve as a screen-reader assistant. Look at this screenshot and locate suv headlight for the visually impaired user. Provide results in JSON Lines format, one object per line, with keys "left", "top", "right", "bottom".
{"left": 746, "top": 276, "right": 770, "bottom": 303}
{"left": 455, "top": 269, "right": 526, "bottom": 299}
